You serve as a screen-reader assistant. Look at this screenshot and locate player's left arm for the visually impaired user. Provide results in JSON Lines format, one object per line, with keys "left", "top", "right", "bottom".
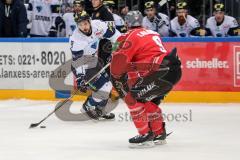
{"left": 100, "top": 21, "right": 121, "bottom": 44}
{"left": 227, "top": 18, "right": 239, "bottom": 36}
{"left": 49, "top": 1, "right": 62, "bottom": 37}
{"left": 110, "top": 52, "right": 130, "bottom": 98}
{"left": 115, "top": 16, "right": 127, "bottom": 33}
{"left": 189, "top": 19, "right": 205, "bottom": 36}
{"left": 190, "top": 27, "right": 212, "bottom": 36}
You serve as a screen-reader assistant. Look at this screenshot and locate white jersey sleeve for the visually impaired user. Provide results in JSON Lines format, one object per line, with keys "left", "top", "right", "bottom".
{"left": 62, "top": 13, "right": 77, "bottom": 37}
{"left": 113, "top": 14, "right": 125, "bottom": 26}
{"left": 157, "top": 13, "right": 170, "bottom": 37}
{"left": 113, "top": 14, "right": 126, "bottom": 33}
{"left": 91, "top": 20, "right": 121, "bottom": 44}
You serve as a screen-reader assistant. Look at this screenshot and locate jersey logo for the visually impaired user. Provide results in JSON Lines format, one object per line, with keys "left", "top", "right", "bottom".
{"left": 70, "top": 25, "right": 76, "bottom": 31}
{"left": 36, "top": 6, "right": 42, "bottom": 13}
{"left": 223, "top": 25, "right": 230, "bottom": 29}
{"left": 216, "top": 33, "right": 223, "bottom": 37}
{"left": 95, "top": 31, "right": 102, "bottom": 36}
{"left": 91, "top": 41, "right": 98, "bottom": 50}
{"left": 179, "top": 33, "right": 187, "bottom": 37}
{"left": 137, "top": 82, "right": 157, "bottom": 98}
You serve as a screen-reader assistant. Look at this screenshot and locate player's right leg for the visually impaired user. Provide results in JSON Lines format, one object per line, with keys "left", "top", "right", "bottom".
{"left": 128, "top": 49, "right": 182, "bottom": 146}
{"left": 124, "top": 94, "right": 155, "bottom": 148}
{"left": 144, "top": 101, "right": 167, "bottom": 145}
{"left": 82, "top": 75, "right": 115, "bottom": 120}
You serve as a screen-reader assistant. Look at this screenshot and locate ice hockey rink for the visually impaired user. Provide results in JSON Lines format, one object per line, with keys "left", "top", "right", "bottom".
{"left": 0, "top": 100, "right": 239, "bottom": 160}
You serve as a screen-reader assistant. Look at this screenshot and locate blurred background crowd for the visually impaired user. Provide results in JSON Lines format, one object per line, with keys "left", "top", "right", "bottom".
{"left": 0, "top": 0, "right": 239, "bottom": 37}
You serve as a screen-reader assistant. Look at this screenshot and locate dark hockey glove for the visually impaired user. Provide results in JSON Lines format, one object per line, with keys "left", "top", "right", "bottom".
{"left": 228, "top": 26, "right": 240, "bottom": 36}
{"left": 55, "top": 16, "right": 66, "bottom": 32}
{"left": 76, "top": 74, "right": 88, "bottom": 93}
{"left": 111, "top": 74, "right": 129, "bottom": 98}
{"left": 48, "top": 26, "right": 57, "bottom": 37}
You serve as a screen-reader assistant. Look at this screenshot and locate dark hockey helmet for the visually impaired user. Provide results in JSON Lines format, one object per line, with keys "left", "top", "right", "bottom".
{"left": 144, "top": 1, "right": 155, "bottom": 9}
{"left": 125, "top": 10, "right": 143, "bottom": 28}
{"left": 73, "top": 0, "right": 84, "bottom": 6}
{"left": 74, "top": 11, "right": 90, "bottom": 23}
{"left": 103, "top": 0, "right": 115, "bottom": 8}
{"left": 176, "top": 1, "right": 188, "bottom": 10}
{"left": 214, "top": 3, "right": 225, "bottom": 12}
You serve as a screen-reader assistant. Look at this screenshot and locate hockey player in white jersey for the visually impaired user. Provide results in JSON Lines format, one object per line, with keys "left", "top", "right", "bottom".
{"left": 103, "top": 0, "right": 127, "bottom": 33}
{"left": 27, "top": 0, "right": 62, "bottom": 37}
{"left": 170, "top": 1, "right": 200, "bottom": 37}
{"left": 70, "top": 11, "right": 121, "bottom": 120}
{"left": 142, "top": 1, "right": 170, "bottom": 37}
{"left": 206, "top": 3, "right": 239, "bottom": 37}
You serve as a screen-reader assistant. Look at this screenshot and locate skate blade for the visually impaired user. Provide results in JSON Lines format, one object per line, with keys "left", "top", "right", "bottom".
{"left": 153, "top": 139, "right": 167, "bottom": 145}
{"left": 98, "top": 117, "right": 115, "bottom": 121}
{"left": 129, "top": 141, "right": 155, "bottom": 149}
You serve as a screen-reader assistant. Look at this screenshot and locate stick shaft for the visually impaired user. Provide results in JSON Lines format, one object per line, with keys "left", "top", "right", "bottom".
{"left": 30, "top": 63, "right": 111, "bottom": 127}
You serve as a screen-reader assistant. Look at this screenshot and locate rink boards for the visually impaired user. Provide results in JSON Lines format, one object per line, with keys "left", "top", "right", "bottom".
{"left": 0, "top": 37, "right": 240, "bottom": 103}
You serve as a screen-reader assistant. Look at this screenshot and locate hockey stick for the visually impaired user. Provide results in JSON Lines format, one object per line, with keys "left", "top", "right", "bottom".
{"left": 29, "top": 90, "right": 78, "bottom": 129}
{"left": 159, "top": 0, "right": 172, "bottom": 31}
{"left": 57, "top": 0, "right": 63, "bottom": 37}
{"left": 76, "top": 63, "right": 110, "bottom": 82}
{"left": 29, "top": 63, "right": 111, "bottom": 129}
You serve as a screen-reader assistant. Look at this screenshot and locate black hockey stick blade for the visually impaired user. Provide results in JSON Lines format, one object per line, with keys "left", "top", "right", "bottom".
{"left": 29, "top": 122, "right": 41, "bottom": 129}
{"left": 167, "top": 132, "right": 173, "bottom": 137}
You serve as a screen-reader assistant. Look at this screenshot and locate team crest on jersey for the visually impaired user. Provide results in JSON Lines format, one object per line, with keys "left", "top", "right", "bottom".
{"left": 91, "top": 41, "right": 98, "bottom": 49}
{"left": 95, "top": 30, "right": 103, "bottom": 36}
{"left": 223, "top": 25, "right": 230, "bottom": 30}
{"left": 70, "top": 25, "right": 76, "bottom": 31}
{"left": 36, "top": 6, "right": 42, "bottom": 13}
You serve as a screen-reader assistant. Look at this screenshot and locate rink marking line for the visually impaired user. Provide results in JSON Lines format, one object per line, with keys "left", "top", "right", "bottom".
{"left": 0, "top": 90, "right": 240, "bottom": 103}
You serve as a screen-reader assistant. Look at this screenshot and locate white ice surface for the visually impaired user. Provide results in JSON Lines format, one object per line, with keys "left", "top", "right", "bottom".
{"left": 0, "top": 100, "right": 240, "bottom": 160}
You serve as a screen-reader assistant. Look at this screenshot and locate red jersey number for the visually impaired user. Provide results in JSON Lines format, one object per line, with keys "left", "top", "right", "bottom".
{"left": 152, "top": 36, "right": 167, "bottom": 53}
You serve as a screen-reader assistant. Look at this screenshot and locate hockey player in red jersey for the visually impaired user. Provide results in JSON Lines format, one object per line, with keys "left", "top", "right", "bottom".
{"left": 110, "top": 11, "right": 182, "bottom": 148}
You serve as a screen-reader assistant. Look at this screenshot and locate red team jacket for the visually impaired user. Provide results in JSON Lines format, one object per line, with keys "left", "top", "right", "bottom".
{"left": 111, "top": 28, "right": 170, "bottom": 86}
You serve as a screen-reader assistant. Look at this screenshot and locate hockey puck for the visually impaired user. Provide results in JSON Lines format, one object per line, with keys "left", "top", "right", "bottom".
{"left": 40, "top": 126, "right": 46, "bottom": 129}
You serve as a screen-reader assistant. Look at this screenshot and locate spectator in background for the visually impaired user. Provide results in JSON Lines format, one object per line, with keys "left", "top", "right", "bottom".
{"left": 170, "top": 1, "right": 201, "bottom": 37}
{"left": 27, "top": 0, "right": 61, "bottom": 37}
{"left": 206, "top": 3, "right": 239, "bottom": 37}
{"left": 91, "top": 0, "right": 113, "bottom": 21}
{"left": 104, "top": 0, "right": 127, "bottom": 33}
{"left": 0, "top": 0, "right": 28, "bottom": 37}
{"left": 91, "top": 0, "right": 114, "bottom": 66}
{"left": 142, "top": 1, "right": 170, "bottom": 37}
{"left": 120, "top": 6, "right": 129, "bottom": 20}
{"left": 51, "top": 0, "right": 85, "bottom": 37}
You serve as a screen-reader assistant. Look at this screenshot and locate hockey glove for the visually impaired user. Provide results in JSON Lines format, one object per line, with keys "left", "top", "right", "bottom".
{"left": 55, "top": 16, "right": 66, "bottom": 32}
{"left": 76, "top": 74, "right": 88, "bottom": 93}
{"left": 111, "top": 74, "right": 129, "bottom": 98}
